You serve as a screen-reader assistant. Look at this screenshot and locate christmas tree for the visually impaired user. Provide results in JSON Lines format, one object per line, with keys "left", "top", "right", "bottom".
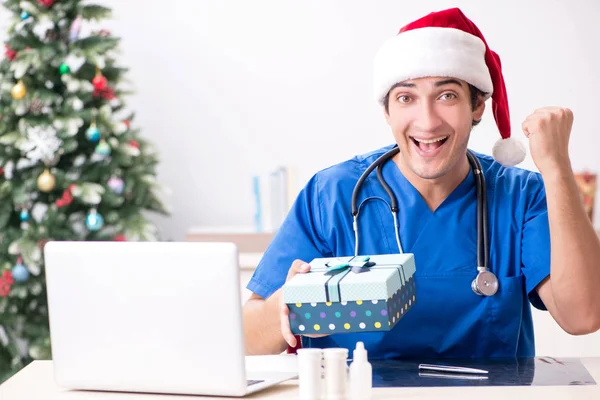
{"left": 0, "top": 0, "right": 169, "bottom": 382}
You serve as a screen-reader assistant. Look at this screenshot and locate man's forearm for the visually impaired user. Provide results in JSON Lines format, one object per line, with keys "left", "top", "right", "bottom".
{"left": 543, "top": 165, "right": 600, "bottom": 333}
{"left": 242, "top": 291, "right": 289, "bottom": 355}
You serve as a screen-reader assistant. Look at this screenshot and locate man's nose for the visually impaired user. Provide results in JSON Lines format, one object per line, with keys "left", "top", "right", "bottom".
{"left": 414, "top": 101, "right": 443, "bottom": 132}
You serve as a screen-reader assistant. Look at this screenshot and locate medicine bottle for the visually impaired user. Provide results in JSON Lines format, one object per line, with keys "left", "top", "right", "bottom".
{"left": 323, "top": 348, "right": 348, "bottom": 400}
{"left": 349, "top": 342, "right": 372, "bottom": 399}
{"left": 297, "top": 348, "right": 323, "bottom": 400}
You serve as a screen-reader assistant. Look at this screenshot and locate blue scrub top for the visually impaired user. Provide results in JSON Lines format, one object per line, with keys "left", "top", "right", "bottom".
{"left": 247, "top": 144, "right": 551, "bottom": 359}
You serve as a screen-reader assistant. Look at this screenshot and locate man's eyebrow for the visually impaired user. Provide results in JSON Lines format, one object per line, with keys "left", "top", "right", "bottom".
{"left": 389, "top": 79, "right": 464, "bottom": 91}
{"left": 389, "top": 82, "right": 416, "bottom": 90}
{"left": 434, "top": 79, "right": 463, "bottom": 88}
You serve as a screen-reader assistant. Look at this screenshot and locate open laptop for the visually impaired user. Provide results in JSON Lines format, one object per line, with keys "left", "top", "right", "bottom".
{"left": 44, "top": 241, "right": 297, "bottom": 396}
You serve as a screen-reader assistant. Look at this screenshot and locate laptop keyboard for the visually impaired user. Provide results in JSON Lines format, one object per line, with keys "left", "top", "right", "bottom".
{"left": 247, "top": 379, "right": 264, "bottom": 386}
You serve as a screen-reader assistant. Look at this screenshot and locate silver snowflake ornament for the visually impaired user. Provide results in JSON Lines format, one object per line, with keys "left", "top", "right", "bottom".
{"left": 19, "top": 125, "right": 63, "bottom": 165}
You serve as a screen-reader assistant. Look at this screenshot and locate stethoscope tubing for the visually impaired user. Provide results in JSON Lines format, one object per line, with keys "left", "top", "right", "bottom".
{"left": 351, "top": 145, "right": 496, "bottom": 295}
{"left": 466, "top": 150, "right": 489, "bottom": 269}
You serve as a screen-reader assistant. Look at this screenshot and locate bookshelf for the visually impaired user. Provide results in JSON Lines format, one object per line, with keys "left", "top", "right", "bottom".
{"left": 185, "top": 226, "right": 275, "bottom": 254}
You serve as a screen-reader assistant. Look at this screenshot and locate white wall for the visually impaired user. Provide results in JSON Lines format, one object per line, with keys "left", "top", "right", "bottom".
{"left": 4, "top": 0, "right": 600, "bottom": 240}
{"left": 2, "top": 0, "right": 600, "bottom": 357}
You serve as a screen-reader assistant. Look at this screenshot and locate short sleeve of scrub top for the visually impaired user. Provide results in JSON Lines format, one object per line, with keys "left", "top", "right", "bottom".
{"left": 520, "top": 172, "right": 551, "bottom": 311}
{"left": 246, "top": 174, "right": 331, "bottom": 299}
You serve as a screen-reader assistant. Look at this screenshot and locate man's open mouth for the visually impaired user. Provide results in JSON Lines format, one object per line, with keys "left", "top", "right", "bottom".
{"left": 410, "top": 136, "right": 448, "bottom": 153}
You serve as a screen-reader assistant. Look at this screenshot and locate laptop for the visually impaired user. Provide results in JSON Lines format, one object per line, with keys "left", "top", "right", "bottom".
{"left": 44, "top": 240, "right": 297, "bottom": 396}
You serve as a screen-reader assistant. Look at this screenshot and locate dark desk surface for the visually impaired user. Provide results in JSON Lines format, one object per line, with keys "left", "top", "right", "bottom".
{"left": 370, "top": 356, "right": 596, "bottom": 387}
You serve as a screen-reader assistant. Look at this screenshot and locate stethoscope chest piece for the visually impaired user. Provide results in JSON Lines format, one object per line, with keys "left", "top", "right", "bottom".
{"left": 472, "top": 267, "right": 499, "bottom": 297}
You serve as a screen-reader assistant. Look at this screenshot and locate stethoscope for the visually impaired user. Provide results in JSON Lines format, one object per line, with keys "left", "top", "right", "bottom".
{"left": 350, "top": 145, "right": 499, "bottom": 297}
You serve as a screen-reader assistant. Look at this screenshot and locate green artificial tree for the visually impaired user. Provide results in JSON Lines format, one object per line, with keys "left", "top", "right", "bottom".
{"left": 0, "top": 0, "right": 169, "bottom": 382}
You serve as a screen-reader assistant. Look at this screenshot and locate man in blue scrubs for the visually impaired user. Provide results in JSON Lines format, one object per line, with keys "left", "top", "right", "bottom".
{"left": 242, "top": 8, "right": 600, "bottom": 358}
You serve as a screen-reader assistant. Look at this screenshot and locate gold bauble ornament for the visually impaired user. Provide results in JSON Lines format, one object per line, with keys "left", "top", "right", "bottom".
{"left": 37, "top": 169, "right": 56, "bottom": 192}
{"left": 11, "top": 80, "right": 27, "bottom": 100}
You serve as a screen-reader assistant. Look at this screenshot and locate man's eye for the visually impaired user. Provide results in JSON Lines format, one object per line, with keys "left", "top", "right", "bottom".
{"left": 440, "top": 93, "right": 457, "bottom": 100}
{"left": 397, "top": 95, "right": 411, "bottom": 103}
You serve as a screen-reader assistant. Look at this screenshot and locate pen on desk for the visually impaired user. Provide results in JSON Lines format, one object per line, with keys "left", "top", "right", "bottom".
{"left": 418, "top": 363, "right": 489, "bottom": 374}
{"left": 418, "top": 371, "right": 489, "bottom": 380}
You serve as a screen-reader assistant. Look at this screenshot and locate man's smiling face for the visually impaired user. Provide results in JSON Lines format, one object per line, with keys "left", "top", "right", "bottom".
{"left": 384, "top": 76, "right": 485, "bottom": 180}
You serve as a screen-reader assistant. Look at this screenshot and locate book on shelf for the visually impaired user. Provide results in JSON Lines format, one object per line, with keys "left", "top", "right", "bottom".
{"left": 252, "top": 165, "right": 296, "bottom": 233}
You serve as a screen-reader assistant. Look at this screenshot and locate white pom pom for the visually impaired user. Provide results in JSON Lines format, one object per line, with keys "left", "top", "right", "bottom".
{"left": 492, "top": 137, "right": 526, "bottom": 166}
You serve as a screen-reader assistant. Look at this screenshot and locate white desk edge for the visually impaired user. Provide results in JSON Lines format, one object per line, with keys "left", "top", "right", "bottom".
{"left": 2, "top": 357, "right": 600, "bottom": 400}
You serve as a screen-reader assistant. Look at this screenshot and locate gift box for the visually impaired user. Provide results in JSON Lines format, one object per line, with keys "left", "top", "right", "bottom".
{"left": 283, "top": 254, "right": 416, "bottom": 335}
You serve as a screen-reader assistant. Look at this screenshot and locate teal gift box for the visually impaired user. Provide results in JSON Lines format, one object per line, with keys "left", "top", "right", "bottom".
{"left": 283, "top": 254, "right": 416, "bottom": 335}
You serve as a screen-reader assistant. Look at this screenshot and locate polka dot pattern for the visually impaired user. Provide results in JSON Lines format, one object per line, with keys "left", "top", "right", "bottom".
{"left": 286, "top": 276, "right": 416, "bottom": 335}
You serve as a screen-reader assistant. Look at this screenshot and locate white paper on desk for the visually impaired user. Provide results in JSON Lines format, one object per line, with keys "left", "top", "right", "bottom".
{"left": 245, "top": 355, "right": 298, "bottom": 374}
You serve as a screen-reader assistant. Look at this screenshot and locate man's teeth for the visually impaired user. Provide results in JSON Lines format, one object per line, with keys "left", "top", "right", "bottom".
{"left": 412, "top": 136, "right": 447, "bottom": 144}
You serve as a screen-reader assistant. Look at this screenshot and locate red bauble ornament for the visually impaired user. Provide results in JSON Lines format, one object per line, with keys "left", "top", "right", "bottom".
{"left": 102, "top": 87, "right": 115, "bottom": 100}
{"left": 123, "top": 120, "right": 131, "bottom": 128}
{"left": 4, "top": 45, "right": 16, "bottom": 61}
{"left": 129, "top": 140, "right": 140, "bottom": 149}
{"left": 114, "top": 234, "right": 126, "bottom": 241}
{"left": 93, "top": 86, "right": 115, "bottom": 100}
{"left": 55, "top": 188, "right": 74, "bottom": 208}
{"left": 92, "top": 74, "right": 107, "bottom": 90}
{"left": 37, "top": 0, "right": 55, "bottom": 7}
{"left": 0, "top": 270, "right": 14, "bottom": 297}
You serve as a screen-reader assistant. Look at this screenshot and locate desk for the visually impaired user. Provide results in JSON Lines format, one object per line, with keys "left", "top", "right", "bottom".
{"left": 2, "top": 358, "right": 599, "bottom": 399}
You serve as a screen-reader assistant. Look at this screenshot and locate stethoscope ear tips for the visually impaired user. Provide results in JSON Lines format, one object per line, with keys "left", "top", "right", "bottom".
{"left": 471, "top": 269, "right": 499, "bottom": 297}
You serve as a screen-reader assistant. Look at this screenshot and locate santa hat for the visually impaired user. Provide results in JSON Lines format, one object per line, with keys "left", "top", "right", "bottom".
{"left": 373, "top": 7, "right": 526, "bottom": 166}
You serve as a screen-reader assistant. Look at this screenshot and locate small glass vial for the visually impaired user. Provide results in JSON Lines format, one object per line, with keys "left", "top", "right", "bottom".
{"left": 323, "top": 348, "right": 349, "bottom": 400}
{"left": 297, "top": 348, "right": 323, "bottom": 400}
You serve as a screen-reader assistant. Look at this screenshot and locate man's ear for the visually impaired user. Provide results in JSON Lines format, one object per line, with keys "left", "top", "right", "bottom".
{"left": 473, "top": 96, "right": 485, "bottom": 122}
{"left": 383, "top": 105, "right": 391, "bottom": 125}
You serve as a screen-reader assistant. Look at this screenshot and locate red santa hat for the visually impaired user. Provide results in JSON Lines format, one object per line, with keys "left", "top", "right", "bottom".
{"left": 373, "top": 7, "right": 526, "bottom": 166}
